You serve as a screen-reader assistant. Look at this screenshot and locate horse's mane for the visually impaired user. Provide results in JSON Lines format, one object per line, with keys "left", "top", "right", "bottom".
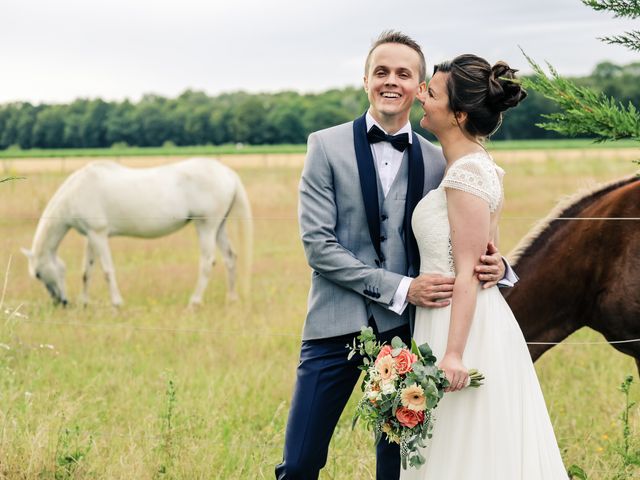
{"left": 31, "top": 166, "right": 94, "bottom": 254}
{"left": 508, "top": 175, "right": 639, "bottom": 266}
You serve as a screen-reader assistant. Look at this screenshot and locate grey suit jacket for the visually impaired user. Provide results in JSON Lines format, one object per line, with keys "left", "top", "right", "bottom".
{"left": 298, "top": 119, "right": 446, "bottom": 340}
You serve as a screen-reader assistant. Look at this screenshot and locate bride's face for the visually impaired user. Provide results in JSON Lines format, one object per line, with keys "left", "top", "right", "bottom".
{"left": 418, "top": 72, "right": 456, "bottom": 134}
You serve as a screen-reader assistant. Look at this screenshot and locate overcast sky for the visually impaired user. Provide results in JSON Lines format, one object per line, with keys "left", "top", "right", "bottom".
{"left": 1, "top": 0, "right": 638, "bottom": 104}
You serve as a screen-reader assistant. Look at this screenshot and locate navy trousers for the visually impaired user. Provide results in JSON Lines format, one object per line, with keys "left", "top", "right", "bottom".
{"left": 275, "top": 322, "right": 411, "bottom": 480}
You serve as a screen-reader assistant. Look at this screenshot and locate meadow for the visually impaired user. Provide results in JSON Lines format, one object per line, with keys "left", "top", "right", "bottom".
{"left": 0, "top": 146, "right": 639, "bottom": 479}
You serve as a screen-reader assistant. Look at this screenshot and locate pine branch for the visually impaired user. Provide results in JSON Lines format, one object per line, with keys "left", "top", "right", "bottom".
{"left": 599, "top": 30, "right": 640, "bottom": 51}
{"left": 582, "top": 0, "right": 640, "bottom": 18}
{"left": 520, "top": 50, "right": 640, "bottom": 142}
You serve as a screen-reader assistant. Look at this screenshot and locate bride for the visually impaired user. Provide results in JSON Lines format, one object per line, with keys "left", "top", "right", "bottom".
{"left": 401, "top": 55, "right": 567, "bottom": 479}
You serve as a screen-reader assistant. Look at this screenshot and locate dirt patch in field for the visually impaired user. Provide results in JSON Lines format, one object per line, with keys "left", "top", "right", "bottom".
{"left": 2, "top": 149, "right": 639, "bottom": 174}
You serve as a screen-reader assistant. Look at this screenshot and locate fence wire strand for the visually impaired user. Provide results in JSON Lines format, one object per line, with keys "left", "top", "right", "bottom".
{"left": 4, "top": 312, "right": 640, "bottom": 346}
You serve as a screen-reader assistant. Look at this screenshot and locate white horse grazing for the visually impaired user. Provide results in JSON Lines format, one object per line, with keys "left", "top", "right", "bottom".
{"left": 21, "top": 158, "right": 253, "bottom": 307}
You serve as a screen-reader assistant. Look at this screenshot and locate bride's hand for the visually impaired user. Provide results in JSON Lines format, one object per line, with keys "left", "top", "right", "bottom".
{"left": 439, "top": 352, "right": 468, "bottom": 392}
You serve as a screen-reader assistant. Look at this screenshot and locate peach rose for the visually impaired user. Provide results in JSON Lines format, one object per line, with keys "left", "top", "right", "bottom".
{"left": 394, "top": 348, "right": 418, "bottom": 375}
{"left": 395, "top": 406, "right": 425, "bottom": 429}
{"left": 376, "top": 345, "right": 393, "bottom": 362}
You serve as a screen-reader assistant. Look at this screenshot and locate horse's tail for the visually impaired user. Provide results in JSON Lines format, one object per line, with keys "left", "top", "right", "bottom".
{"left": 228, "top": 174, "right": 253, "bottom": 301}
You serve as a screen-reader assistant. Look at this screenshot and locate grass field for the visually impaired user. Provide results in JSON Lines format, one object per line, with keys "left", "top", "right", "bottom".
{"left": 0, "top": 149, "right": 639, "bottom": 479}
{"left": 1, "top": 138, "right": 640, "bottom": 159}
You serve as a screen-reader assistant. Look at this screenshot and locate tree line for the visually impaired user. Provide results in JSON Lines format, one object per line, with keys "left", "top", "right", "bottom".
{"left": 1, "top": 61, "right": 639, "bottom": 150}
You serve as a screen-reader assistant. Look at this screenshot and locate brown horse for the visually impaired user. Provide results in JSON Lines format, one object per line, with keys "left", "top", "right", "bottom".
{"left": 503, "top": 175, "right": 640, "bottom": 374}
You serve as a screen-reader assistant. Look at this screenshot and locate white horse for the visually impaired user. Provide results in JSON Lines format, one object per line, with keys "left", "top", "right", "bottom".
{"left": 21, "top": 158, "right": 253, "bottom": 307}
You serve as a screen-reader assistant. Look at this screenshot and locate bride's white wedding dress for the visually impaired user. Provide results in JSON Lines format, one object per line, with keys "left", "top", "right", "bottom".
{"left": 401, "top": 152, "right": 567, "bottom": 479}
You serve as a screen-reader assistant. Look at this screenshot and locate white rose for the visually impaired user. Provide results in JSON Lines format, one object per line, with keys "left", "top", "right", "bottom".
{"left": 381, "top": 380, "right": 396, "bottom": 395}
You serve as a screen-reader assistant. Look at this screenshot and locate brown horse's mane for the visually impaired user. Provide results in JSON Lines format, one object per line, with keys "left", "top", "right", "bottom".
{"left": 508, "top": 175, "right": 639, "bottom": 267}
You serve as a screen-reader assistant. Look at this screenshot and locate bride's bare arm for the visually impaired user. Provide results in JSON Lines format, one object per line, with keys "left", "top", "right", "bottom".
{"left": 439, "top": 188, "right": 491, "bottom": 392}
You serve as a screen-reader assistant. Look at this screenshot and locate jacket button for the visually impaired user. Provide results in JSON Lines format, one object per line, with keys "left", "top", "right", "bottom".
{"left": 381, "top": 214, "right": 388, "bottom": 221}
{"left": 380, "top": 235, "right": 386, "bottom": 242}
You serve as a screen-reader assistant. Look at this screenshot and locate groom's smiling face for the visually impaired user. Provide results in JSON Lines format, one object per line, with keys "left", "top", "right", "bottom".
{"left": 364, "top": 42, "right": 425, "bottom": 130}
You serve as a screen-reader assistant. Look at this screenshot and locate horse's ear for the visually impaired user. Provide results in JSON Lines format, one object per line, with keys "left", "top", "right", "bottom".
{"left": 20, "top": 247, "right": 33, "bottom": 259}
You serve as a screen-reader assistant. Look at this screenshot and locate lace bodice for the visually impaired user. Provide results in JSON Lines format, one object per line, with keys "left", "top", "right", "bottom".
{"left": 412, "top": 152, "right": 504, "bottom": 276}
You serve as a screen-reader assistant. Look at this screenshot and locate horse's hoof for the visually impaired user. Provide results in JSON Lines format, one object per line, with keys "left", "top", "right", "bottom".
{"left": 188, "top": 298, "right": 203, "bottom": 309}
{"left": 226, "top": 292, "right": 239, "bottom": 303}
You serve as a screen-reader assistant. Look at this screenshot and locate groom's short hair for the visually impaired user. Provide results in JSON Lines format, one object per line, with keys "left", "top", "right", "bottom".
{"left": 365, "top": 30, "right": 426, "bottom": 82}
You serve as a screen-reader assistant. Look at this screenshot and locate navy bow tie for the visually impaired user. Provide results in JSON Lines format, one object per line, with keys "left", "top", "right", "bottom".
{"left": 366, "top": 124, "right": 410, "bottom": 151}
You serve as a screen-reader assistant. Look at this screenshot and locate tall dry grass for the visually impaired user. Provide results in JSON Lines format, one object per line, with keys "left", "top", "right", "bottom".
{"left": 0, "top": 150, "right": 638, "bottom": 479}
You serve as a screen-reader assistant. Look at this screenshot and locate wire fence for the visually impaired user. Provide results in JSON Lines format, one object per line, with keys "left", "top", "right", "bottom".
{"left": 3, "top": 307, "right": 639, "bottom": 346}
{"left": 1, "top": 215, "right": 639, "bottom": 221}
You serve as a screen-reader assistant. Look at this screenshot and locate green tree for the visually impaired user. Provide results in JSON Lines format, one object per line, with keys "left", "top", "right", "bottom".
{"left": 209, "top": 105, "right": 233, "bottom": 145}
{"left": 174, "top": 90, "right": 214, "bottom": 145}
{"left": 33, "top": 106, "right": 66, "bottom": 148}
{"left": 105, "top": 100, "right": 140, "bottom": 146}
{"left": 229, "top": 95, "right": 270, "bottom": 144}
{"left": 14, "top": 103, "right": 39, "bottom": 149}
{"left": 0, "top": 104, "right": 20, "bottom": 149}
{"left": 82, "top": 99, "right": 110, "bottom": 147}
{"left": 262, "top": 92, "right": 306, "bottom": 144}
{"left": 6, "top": 53, "right": 640, "bottom": 149}
{"left": 135, "top": 95, "right": 174, "bottom": 147}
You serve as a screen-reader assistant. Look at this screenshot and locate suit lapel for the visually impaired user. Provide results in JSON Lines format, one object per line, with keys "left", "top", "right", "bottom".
{"left": 353, "top": 114, "right": 383, "bottom": 263}
{"left": 405, "top": 131, "right": 425, "bottom": 274}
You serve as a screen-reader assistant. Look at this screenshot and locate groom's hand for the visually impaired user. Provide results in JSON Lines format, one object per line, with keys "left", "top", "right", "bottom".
{"left": 475, "top": 241, "right": 505, "bottom": 289}
{"left": 407, "top": 274, "right": 454, "bottom": 308}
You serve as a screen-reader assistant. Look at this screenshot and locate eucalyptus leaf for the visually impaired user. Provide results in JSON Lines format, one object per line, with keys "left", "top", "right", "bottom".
{"left": 410, "top": 453, "right": 426, "bottom": 468}
{"left": 391, "top": 393, "right": 402, "bottom": 416}
{"left": 418, "top": 342, "right": 432, "bottom": 354}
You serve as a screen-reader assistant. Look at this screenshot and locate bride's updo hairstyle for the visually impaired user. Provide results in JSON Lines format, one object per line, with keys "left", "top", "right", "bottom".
{"left": 434, "top": 54, "right": 527, "bottom": 138}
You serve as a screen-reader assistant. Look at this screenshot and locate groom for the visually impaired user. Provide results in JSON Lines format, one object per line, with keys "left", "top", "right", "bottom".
{"left": 276, "top": 31, "right": 515, "bottom": 480}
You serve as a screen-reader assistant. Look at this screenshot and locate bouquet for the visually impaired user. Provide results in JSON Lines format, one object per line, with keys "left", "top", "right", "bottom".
{"left": 348, "top": 327, "right": 484, "bottom": 469}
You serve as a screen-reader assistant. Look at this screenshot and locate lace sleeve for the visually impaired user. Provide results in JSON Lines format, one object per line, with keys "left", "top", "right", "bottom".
{"left": 441, "top": 155, "right": 502, "bottom": 212}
